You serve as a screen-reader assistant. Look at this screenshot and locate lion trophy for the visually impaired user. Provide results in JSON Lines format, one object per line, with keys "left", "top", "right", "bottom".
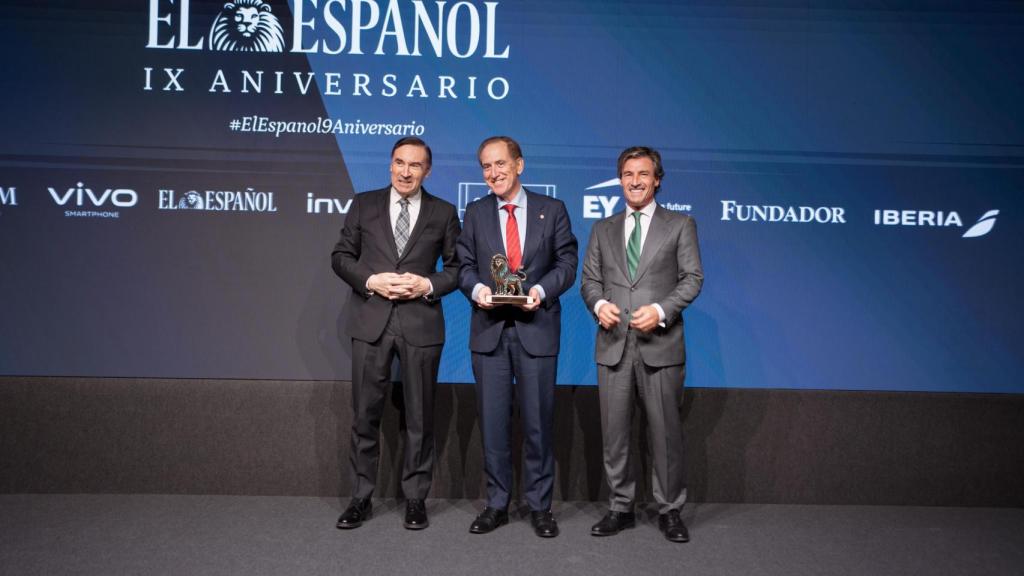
{"left": 209, "top": 0, "right": 285, "bottom": 52}
{"left": 490, "top": 254, "right": 528, "bottom": 298}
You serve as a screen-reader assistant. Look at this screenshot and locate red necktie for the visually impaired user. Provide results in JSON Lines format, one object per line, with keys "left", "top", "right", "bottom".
{"left": 503, "top": 204, "right": 521, "bottom": 273}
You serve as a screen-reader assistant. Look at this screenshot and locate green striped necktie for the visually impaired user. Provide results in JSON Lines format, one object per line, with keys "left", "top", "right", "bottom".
{"left": 627, "top": 211, "right": 642, "bottom": 279}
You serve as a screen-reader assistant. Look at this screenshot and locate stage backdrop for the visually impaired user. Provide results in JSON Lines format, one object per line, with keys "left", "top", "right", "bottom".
{"left": 1, "top": 1, "right": 1021, "bottom": 392}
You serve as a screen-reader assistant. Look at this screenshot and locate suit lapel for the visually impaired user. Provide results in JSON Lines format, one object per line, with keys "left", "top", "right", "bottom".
{"left": 377, "top": 188, "right": 400, "bottom": 261}
{"left": 398, "top": 188, "right": 434, "bottom": 264}
{"left": 521, "top": 190, "right": 543, "bottom": 271}
{"left": 631, "top": 205, "right": 671, "bottom": 285}
{"left": 482, "top": 194, "right": 505, "bottom": 259}
{"left": 606, "top": 211, "right": 629, "bottom": 283}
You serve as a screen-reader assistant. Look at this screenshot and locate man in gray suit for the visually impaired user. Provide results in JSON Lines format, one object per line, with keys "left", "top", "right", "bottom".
{"left": 580, "top": 146, "right": 703, "bottom": 543}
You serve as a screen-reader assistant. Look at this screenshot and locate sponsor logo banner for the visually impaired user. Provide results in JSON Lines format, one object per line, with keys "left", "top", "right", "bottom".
{"left": 0, "top": 186, "right": 16, "bottom": 207}
{"left": 158, "top": 189, "right": 278, "bottom": 212}
{"left": 873, "top": 209, "right": 999, "bottom": 238}
{"left": 307, "top": 193, "right": 353, "bottom": 214}
{"left": 721, "top": 200, "right": 846, "bottom": 224}
{"left": 456, "top": 182, "right": 556, "bottom": 221}
{"left": 48, "top": 182, "right": 138, "bottom": 218}
{"left": 143, "top": 0, "right": 512, "bottom": 101}
{"left": 581, "top": 178, "right": 691, "bottom": 219}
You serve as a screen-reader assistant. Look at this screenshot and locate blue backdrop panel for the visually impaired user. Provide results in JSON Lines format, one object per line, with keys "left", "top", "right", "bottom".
{"left": 0, "top": 1, "right": 1021, "bottom": 391}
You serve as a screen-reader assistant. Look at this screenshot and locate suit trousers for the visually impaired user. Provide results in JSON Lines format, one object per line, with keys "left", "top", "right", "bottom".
{"left": 472, "top": 324, "right": 557, "bottom": 512}
{"left": 349, "top": 307, "right": 441, "bottom": 500}
{"left": 597, "top": 330, "right": 687, "bottom": 514}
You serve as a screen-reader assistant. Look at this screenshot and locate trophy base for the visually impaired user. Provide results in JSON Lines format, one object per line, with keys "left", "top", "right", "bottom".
{"left": 486, "top": 295, "right": 535, "bottom": 306}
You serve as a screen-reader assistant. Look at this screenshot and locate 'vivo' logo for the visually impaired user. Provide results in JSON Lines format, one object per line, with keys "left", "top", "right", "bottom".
{"left": 48, "top": 183, "right": 138, "bottom": 207}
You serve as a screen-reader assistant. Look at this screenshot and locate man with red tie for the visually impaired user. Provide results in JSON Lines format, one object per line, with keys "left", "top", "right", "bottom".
{"left": 456, "top": 136, "right": 578, "bottom": 538}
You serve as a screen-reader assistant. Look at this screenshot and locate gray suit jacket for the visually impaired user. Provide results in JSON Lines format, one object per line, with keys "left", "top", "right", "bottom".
{"left": 580, "top": 204, "right": 703, "bottom": 368}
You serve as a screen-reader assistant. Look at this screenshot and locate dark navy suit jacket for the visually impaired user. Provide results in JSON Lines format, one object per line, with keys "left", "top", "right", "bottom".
{"left": 457, "top": 189, "right": 578, "bottom": 357}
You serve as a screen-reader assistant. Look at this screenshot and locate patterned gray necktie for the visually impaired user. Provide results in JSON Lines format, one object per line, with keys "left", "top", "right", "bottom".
{"left": 395, "top": 197, "right": 411, "bottom": 256}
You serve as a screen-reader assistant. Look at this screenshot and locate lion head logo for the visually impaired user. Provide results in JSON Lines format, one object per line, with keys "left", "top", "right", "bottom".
{"left": 209, "top": 0, "right": 285, "bottom": 52}
{"left": 177, "top": 191, "right": 204, "bottom": 210}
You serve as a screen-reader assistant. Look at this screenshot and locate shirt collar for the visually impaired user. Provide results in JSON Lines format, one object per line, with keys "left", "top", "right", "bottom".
{"left": 496, "top": 186, "right": 526, "bottom": 210}
{"left": 627, "top": 200, "right": 657, "bottom": 219}
{"left": 390, "top": 187, "right": 422, "bottom": 205}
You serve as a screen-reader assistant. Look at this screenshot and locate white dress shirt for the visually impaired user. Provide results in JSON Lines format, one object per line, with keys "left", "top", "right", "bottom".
{"left": 594, "top": 201, "right": 666, "bottom": 324}
{"left": 365, "top": 186, "right": 432, "bottom": 297}
{"left": 390, "top": 186, "right": 422, "bottom": 233}
{"left": 471, "top": 186, "right": 546, "bottom": 303}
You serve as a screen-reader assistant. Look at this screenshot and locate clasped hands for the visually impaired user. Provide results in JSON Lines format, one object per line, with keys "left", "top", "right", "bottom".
{"left": 367, "top": 272, "right": 431, "bottom": 300}
{"left": 596, "top": 302, "right": 659, "bottom": 333}
{"left": 475, "top": 285, "right": 542, "bottom": 312}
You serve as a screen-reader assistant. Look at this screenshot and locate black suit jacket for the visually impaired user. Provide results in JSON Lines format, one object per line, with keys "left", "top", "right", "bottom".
{"left": 332, "top": 186, "right": 461, "bottom": 347}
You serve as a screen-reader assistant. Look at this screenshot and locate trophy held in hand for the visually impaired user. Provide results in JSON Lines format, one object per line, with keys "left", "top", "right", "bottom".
{"left": 486, "top": 254, "right": 534, "bottom": 306}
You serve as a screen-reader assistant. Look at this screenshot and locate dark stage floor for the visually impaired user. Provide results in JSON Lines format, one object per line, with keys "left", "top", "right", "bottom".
{"left": 1, "top": 495, "right": 1022, "bottom": 576}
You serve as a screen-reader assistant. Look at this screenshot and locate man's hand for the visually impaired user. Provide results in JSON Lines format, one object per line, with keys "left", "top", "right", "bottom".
{"left": 629, "top": 304, "right": 660, "bottom": 333}
{"left": 367, "top": 272, "right": 403, "bottom": 299}
{"left": 392, "top": 272, "right": 432, "bottom": 300}
{"left": 367, "top": 273, "right": 429, "bottom": 300}
{"left": 597, "top": 302, "right": 621, "bottom": 330}
{"left": 517, "top": 287, "right": 542, "bottom": 312}
{"left": 475, "top": 285, "right": 495, "bottom": 309}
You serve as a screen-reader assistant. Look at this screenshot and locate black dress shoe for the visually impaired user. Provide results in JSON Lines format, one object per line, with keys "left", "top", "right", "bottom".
{"left": 530, "top": 510, "right": 559, "bottom": 538}
{"left": 469, "top": 507, "right": 509, "bottom": 534}
{"left": 659, "top": 510, "right": 690, "bottom": 543}
{"left": 590, "top": 511, "right": 636, "bottom": 536}
{"left": 336, "top": 498, "right": 372, "bottom": 529}
{"left": 404, "top": 499, "right": 429, "bottom": 530}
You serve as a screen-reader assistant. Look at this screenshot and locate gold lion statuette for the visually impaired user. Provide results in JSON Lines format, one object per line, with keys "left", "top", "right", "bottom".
{"left": 490, "top": 254, "right": 527, "bottom": 296}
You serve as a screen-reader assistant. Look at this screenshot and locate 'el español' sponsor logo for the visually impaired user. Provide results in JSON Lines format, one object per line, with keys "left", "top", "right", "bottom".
{"left": 159, "top": 189, "right": 278, "bottom": 212}
{"left": 143, "top": 0, "right": 512, "bottom": 100}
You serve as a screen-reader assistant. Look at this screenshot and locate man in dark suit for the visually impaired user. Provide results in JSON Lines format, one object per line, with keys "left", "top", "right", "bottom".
{"left": 331, "top": 137, "right": 461, "bottom": 530}
{"left": 457, "top": 136, "right": 578, "bottom": 538}
{"left": 580, "top": 146, "right": 703, "bottom": 543}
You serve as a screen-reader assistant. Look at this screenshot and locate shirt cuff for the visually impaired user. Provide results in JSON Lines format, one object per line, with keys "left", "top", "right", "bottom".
{"left": 471, "top": 283, "right": 486, "bottom": 303}
{"left": 652, "top": 303, "right": 667, "bottom": 327}
{"left": 594, "top": 299, "right": 610, "bottom": 317}
{"left": 532, "top": 285, "right": 546, "bottom": 301}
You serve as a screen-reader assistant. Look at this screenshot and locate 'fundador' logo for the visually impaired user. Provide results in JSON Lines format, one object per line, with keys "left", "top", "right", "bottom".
{"left": 209, "top": 0, "right": 285, "bottom": 53}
